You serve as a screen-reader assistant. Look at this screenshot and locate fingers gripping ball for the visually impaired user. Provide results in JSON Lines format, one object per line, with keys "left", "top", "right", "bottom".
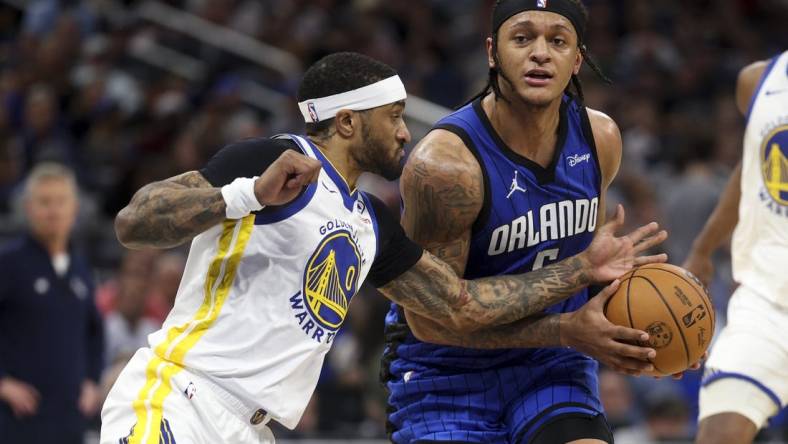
{"left": 603, "top": 263, "right": 715, "bottom": 376}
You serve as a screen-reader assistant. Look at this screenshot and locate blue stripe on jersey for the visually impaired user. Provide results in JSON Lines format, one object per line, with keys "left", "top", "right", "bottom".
{"left": 254, "top": 182, "right": 317, "bottom": 225}
{"left": 385, "top": 94, "right": 601, "bottom": 370}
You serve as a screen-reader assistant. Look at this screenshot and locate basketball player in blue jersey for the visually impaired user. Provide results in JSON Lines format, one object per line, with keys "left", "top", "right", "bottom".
{"left": 382, "top": 1, "right": 684, "bottom": 443}
{"left": 100, "top": 52, "right": 665, "bottom": 443}
{"left": 684, "top": 51, "right": 788, "bottom": 444}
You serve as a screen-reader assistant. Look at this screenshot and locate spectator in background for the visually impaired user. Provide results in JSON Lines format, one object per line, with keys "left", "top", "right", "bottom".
{"left": 146, "top": 251, "right": 186, "bottom": 324}
{"left": 0, "top": 162, "right": 103, "bottom": 444}
{"left": 599, "top": 367, "right": 640, "bottom": 432}
{"left": 614, "top": 388, "right": 692, "bottom": 444}
{"left": 103, "top": 259, "right": 158, "bottom": 366}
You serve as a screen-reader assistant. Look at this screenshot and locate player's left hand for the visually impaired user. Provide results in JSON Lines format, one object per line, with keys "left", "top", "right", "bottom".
{"left": 78, "top": 379, "right": 101, "bottom": 417}
{"left": 561, "top": 280, "right": 658, "bottom": 377}
{"left": 581, "top": 204, "right": 668, "bottom": 283}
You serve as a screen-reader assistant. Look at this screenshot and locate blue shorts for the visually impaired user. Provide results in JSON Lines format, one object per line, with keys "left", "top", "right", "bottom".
{"left": 385, "top": 351, "right": 605, "bottom": 444}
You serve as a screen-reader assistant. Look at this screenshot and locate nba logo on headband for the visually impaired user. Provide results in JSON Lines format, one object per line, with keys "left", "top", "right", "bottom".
{"left": 307, "top": 103, "right": 319, "bottom": 122}
{"left": 537, "top": 0, "right": 547, "bottom": 7}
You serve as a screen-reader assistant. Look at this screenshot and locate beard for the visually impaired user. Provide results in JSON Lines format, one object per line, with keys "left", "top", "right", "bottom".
{"left": 356, "top": 124, "right": 404, "bottom": 181}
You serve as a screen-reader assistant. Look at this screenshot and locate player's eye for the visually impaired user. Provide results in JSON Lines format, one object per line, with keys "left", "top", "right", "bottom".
{"left": 514, "top": 35, "right": 528, "bottom": 44}
{"left": 553, "top": 38, "right": 566, "bottom": 46}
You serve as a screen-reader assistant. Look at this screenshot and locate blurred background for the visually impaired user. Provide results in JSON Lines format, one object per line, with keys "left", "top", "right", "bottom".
{"left": 0, "top": 0, "right": 787, "bottom": 443}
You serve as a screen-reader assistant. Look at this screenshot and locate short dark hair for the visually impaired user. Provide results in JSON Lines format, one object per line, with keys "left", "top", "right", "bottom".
{"left": 298, "top": 52, "right": 397, "bottom": 137}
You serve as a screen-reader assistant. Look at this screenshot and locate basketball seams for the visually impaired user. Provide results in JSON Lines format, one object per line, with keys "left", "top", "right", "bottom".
{"left": 636, "top": 276, "right": 692, "bottom": 371}
{"left": 627, "top": 274, "right": 668, "bottom": 375}
{"left": 625, "top": 276, "right": 635, "bottom": 330}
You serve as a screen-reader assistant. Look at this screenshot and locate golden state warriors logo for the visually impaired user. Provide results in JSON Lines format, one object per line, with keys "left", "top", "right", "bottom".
{"left": 761, "top": 125, "right": 788, "bottom": 206}
{"left": 303, "top": 230, "right": 361, "bottom": 331}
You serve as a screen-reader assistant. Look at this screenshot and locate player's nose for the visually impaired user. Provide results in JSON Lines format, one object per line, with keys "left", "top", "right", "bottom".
{"left": 398, "top": 124, "right": 411, "bottom": 145}
{"left": 529, "top": 36, "right": 551, "bottom": 64}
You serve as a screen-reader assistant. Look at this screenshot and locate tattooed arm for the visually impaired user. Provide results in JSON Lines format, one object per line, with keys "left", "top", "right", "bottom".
{"left": 378, "top": 249, "right": 593, "bottom": 332}
{"left": 114, "top": 171, "right": 225, "bottom": 250}
{"left": 115, "top": 149, "right": 321, "bottom": 250}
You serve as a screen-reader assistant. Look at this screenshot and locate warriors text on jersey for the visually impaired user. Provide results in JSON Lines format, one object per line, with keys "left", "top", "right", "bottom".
{"left": 105, "top": 135, "right": 422, "bottom": 436}
{"left": 732, "top": 50, "right": 788, "bottom": 308}
{"left": 383, "top": 94, "right": 605, "bottom": 443}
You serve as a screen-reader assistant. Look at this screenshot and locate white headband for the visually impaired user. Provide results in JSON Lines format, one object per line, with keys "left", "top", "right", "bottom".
{"left": 298, "top": 75, "right": 406, "bottom": 123}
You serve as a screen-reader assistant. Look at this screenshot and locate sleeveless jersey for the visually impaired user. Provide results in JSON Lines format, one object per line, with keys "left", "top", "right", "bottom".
{"left": 732, "top": 50, "right": 788, "bottom": 308}
{"left": 385, "top": 94, "right": 602, "bottom": 369}
{"left": 146, "top": 135, "right": 382, "bottom": 429}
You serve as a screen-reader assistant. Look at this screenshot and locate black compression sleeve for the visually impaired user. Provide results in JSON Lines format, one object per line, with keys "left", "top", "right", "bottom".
{"left": 366, "top": 194, "right": 424, "bottom": 288}
{"left": 199, "top": 137, "right": 300, "bottom": 187}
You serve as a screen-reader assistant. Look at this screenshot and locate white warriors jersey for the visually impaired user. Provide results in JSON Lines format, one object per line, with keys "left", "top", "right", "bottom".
{"left": 146, "top": 135, "right": 380, "bottom": 428}
{"left": 732, "top": 50, "right": 788, "bottom": 307}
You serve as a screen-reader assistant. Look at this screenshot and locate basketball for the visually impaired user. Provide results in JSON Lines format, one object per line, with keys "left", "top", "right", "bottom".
{"left": 604, "top": 263, "right": 716, "bottom": 376}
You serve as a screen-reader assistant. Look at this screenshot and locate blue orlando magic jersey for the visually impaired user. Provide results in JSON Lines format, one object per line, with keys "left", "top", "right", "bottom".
{"left": 384, "top": 94, "right": 601, "bottom": 370}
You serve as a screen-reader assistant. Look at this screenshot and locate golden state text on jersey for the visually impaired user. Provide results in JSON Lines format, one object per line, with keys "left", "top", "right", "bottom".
{"left": 289, "top": 222, "right": 368, "bottom": 345}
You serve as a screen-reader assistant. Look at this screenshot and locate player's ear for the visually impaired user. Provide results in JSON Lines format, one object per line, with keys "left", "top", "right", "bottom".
{"left": 573, "top": 46, "right": 583, "bottom": 75}
{"left": 334, "top": 109, "right": 357, "bottom": 139}
{"left": 486, "top": 37, "right": 495, "bottom": 69}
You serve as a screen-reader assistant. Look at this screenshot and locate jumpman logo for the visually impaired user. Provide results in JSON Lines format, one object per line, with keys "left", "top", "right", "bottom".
{"left": 506, "top": 171, "right": 527, "bottom": 199}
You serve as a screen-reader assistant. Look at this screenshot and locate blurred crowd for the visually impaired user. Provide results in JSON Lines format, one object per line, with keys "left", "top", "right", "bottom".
{"left": 1, "top": 0, "right": 787, "bottom": 442}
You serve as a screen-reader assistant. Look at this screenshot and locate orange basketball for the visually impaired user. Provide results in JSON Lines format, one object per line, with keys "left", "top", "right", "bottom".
{"left": 603, "top": 263, "right": 716, "bottom": 376}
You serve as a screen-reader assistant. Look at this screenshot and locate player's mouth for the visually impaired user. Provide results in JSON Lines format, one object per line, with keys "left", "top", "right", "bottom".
{"left": 524, "top": 69, "right": 554, "bottom": 87}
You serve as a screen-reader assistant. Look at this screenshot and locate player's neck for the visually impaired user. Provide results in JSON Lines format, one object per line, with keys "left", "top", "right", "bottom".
{"left": 483, "top": 94, "right": 561, "bottom": 167}
{"left": 309, "top": 137, "right": 361, "bottom": 191}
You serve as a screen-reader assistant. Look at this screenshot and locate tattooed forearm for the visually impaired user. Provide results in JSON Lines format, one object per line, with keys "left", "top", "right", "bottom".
{"left": 115, "top": 171, "right": 227, "bottom": 249}
{"left": 381, "top": 251, "right": 591, "bottom": 333}
{"left": 405, "top": 309, "right": 562, "bottom": 349}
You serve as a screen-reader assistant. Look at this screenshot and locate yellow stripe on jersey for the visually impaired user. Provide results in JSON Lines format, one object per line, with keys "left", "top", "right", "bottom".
{"left": 129, "top": 357, "right": 180, "bottom": 444}
{"left": 154, "top": 216, "right": 254, "bottom": 363}
{"left": 129, "top": 216, "right": 255, "bottom": 444}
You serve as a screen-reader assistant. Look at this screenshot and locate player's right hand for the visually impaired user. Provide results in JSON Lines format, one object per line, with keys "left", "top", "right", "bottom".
{"left": 0, "top": 376, "right": 40, "bottom": 418}
{"left": 581, "top": 205, "right": 668, "bottom": 284}
{"left": 254, "top": 150, "right": 322, "bottom": 206}
{"left": 681, "top": 251, "right": 714, "bottom": 288}
{"left": 560, "top": 280, "right": 657, "bottom": 376}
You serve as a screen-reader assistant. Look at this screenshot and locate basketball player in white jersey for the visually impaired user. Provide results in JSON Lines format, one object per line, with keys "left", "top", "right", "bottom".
{"left": 100, "top": 52, "right": 666, "bottom": 444}
{"left": 684, "top": 50, "right": 788, "bottom": 444}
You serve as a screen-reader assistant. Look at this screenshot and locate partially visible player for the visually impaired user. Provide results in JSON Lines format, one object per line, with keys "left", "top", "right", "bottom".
{"left": 684, "top": 50, "right": 788, "bottom": 444}
{"left": 100, "top": 52, "right": 665, "bottom": 444}
{"left": 382, "top": 1, "right": 675, "bottom": 443}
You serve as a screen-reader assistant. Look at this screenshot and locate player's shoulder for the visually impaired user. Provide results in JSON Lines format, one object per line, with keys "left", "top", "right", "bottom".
{"left": 406, "top": 128, "right": 482, "bottom": 178}
{"left": 584, "top": 107, "right": 621, "bottom": 147}
{"left": 225, "top": 136, "right": 301, "bottom": 153}
{"left": 583, "top": 107, "right": 622, "bottom": 185}
{"left": 736, "top": 58, "right": 772, "bottom": 115}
